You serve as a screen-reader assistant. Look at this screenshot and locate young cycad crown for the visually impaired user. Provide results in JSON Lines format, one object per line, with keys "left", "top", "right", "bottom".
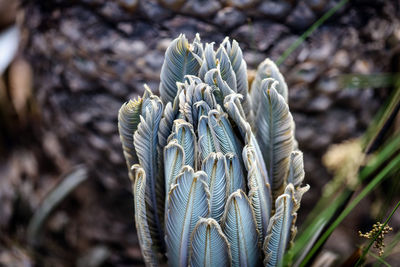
{"left": 118, "top": 33, "right": 309, "bottom": 267}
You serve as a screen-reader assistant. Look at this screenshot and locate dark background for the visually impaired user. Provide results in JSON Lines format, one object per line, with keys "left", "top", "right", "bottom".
{"left": 1, "top": 0, "right": 399, "bottom": 266}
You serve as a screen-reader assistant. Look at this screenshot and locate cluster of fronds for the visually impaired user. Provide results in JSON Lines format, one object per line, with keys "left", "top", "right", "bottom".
{"left": 118, "top": 34, "right": 309, "bottom": 267}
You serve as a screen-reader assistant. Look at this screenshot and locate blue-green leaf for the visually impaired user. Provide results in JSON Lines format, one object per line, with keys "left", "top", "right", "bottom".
{"left": 178, "top": 80, "right": 196, "bottom": 126}
{"left": 201, "top": 152, "right": 228, "bottom": 221}
{"left": 221, "top": 190, "right": 260, "bottom": 267}
{"left": 132, "top": 165, "right": 158, "bottom": 267}
{"left": 207, "top": 108, "right": 242, "bottom": 158}
{"left": 199, "top": 42, "right": 217, "bottom": 79}
{"left": 198, "top": 115, "right": 216, "bottom": 162}
{"left": 216, "top": 45, "right": 237, "bottom": 92}
{"left": 263, "top": 184, "right": 296, "bottom": 267}
{"left": 169, "top": 119, "right": 197, "bottom": 169}
{"left": 251, "top": 58, "right": 288, "bottom": 106}
{"left": 158, "top": 83, "right": 183, "bottom": 150}
{"left": 194, "top": 100, "right": 212, "bottom": 120}
{"left": 254, "top": 79, "right": 294, "bottom": 198}
{"left": 133, "top": 93, "right": 165, "bottom": 249}
{"left": 221, "top": 38, "right": 248, "bottom": 97}
{"left": 223, "top": 94, "right": 270, "bottom": 186}
{"left": 287, "top": 151, "right": 305, "bottom": 188}
{"left": 165, "top": 167, "right": 210, "bottom": 267}
{"left": 204, "top": 68, "right": 235, "bottom": 106}
{"left": 191, "top": 33, "right": 204, "bottom": 60}
{"left": 189, "top": 218, "right": 232, "bottom": 267}
{"left": 178, "top": 78, "right": 217, "bottom": 128}
{"left": 164, "top": 139, "right": 185, "bottom": 195}
{"left": 243, "top": 145, "right": 272, "bottom": 243}
{"left": 159, "top": 34, "right": 202, "bottom": 104}
{"left": 223, "top": 93, "right": 248, "bottom": 138}
{"left": 118, "top": 98, "right": 142, "bottom": 179}
{"left": 225, "top": 153, "right": 245, "bottom": 194}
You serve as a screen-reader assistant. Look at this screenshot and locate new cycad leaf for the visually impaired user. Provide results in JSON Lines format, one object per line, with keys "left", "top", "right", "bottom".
{"left": 253, "top": 79, "right": 294, "bottom": 198}
{"left": 251, "top": 58, "right": 288, "bottom": 106}
{"left": 132, "top": 165, "right": 158, "bottom": 267}
{"left": 189, "top": 218, "right": 231, "bottom": 267}
{"left": 221, "top": 190, "right": 260, "bottom": 267}
{"left": 263, "top": 183, "right": 308, "bottom": 267}
{"left": 159, "top": 34, "right": 202, "bottom": 104}
{"left": 118, "top": 98, "right": 142, "bottom": 179}
{"left": 133, "top": 90, "right": 165, "bottom": 251}
{"left": 118, "top": 34, "right": 309, "bottom": 267}
{"left": 165, "top": 167, "right": 210, "bottom": 267}
{"left": 201, "top": 152, "right": 229, "bottom": 221}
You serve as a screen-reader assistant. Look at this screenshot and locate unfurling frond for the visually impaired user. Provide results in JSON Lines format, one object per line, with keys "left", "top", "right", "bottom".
{"left": 189, "top": 218, "right": 232, "bottom": 267}
{"left": 118, "top": 98, "right": 142, "bottom": 179}
{"left": 118, "top": 34, "right": 308, "bottom": 267}
{"left": 253, "top": 79, "right": 294, "bottom": 198}
{"left": 221, "top": 190, "right": 260, "bottom": 266}
{"left": 132, "top": 165, "right": 158, "bottom": 267}
{"left": 159, "top": 34, "right": 202, "bottom": 104}
{"left": 165, "top": 167, "right": 210, "bottom": 267}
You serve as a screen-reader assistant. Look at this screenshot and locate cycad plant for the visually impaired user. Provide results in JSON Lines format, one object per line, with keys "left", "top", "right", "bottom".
{"left": 118, "top": 34, "right": 309, "bottom": 267}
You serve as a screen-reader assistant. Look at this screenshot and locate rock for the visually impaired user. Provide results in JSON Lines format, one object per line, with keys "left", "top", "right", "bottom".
{"left": 117, "top": 0, "right": 139, "bottom": 13}
{"left": 77, "top": 246, "right": 111, "bottom": 267}
{"left": 113, "top": 39, "right": 147, "bottom": 57}
{"left": 296, "top": 127, "right": 314, "bottom": 144}
{"left": 64, "top": 71, "right": 92, "bottom": 93}
{"left": 305, "top": 0, "right": 328, "bottom": 13}
{"left": 307, "top": 95, "right": 333, "bottom": 112}
{"left": 227, "top": 0, "right": 259, "bottom": 9}
{"left": 232, "top": 21, "right": 288, "bottom": 51}
{"left": 140, "top": 0, "right": 173, "bottom": 22}
{"left": 269, "top": 35, "right": 305, "bottom": 66}
{"left": 332, "top": 50, "right": 351, "bottom": 68}
{"left": 94, "top": 121, "right": 115, "bottom": 135}
{"left": 341, "top": 27, "right": 360, "bottom": 48}
{"left": 243, "top": 51, "right": 266, "bottom": 68}
{"left": 99, "top": 2, "right": 131, "bottom": 22}
{"left": 325, "top": 109, "right": 358, "bottom": 140}
{"left": 256, "top": 0, "right": 292, "bottom": 20}
{"left": 60, "top": 19, "right": 82, "bottom": 42}
{"left": 144, "top": 50, "right": 164, "bottom": 71}
{"left": 352, "top": 59, "right": 373, "bottom": 74}
{"left": 116, "top": 23, "right": 134, "bottom": 35}
{"left": 214, "top": 7, "right": 247, "bottom": 29}
{"left": 290, "top": 61, "right": 323, "bottom": 84}
{"left": 286, "top": 2, "right": 316, "bottom": 31}
{"left": 157, "top": 38, "right": 173, "bottom": 52}
{"left": 288, "top": 83, "right": 312, "bottom": 110}
{"left": 307, "top": 31, "right": 336, "bottom": 62}
{"left": 312, "top": 134, "right": 332, "bottom": 151}
{"left": 181, "top": 0, "right": 221, "bottom": 17}
{"left": 158, "top": 0, "right": 186, "bottom": 10}
{"left": 316, "top": 70, "right": 340, "bottom": 95}
{"left": 164, "top": 16, "right": 223, "bottom": 42}
{"left": 363, "top": 18, "right": 392, "bottom": 41}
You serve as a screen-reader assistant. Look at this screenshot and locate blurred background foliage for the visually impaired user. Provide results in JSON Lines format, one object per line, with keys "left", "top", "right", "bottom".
{"left": 0, "top": 0, "right": 399, "bottom": 266}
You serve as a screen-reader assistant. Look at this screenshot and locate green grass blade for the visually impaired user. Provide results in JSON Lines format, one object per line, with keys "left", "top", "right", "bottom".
{"left": 376, "top": 230, "right": 400, "bottom": 266}
{"left": 362, "top": 88, "right": 400, "bottom": 153}
{"left": 27, "top": 166, "right": 88, "bottom": 246}
{"left": 287, "top": 134, "right": 400, "bottom": 265}
{"left": 368, "top": 251, "right": 391, "bottom": 267}
{"left": 286, "top": 190, "right": 351, "bottom": 266}
{"left": 299, "top": 154, "right": 400, "bottom": 267}
{"left": 276, "top": 0, "right": 349, "bottom": 66}
{"left": 355, "top": 200, "right": 400, "bottom": 266}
